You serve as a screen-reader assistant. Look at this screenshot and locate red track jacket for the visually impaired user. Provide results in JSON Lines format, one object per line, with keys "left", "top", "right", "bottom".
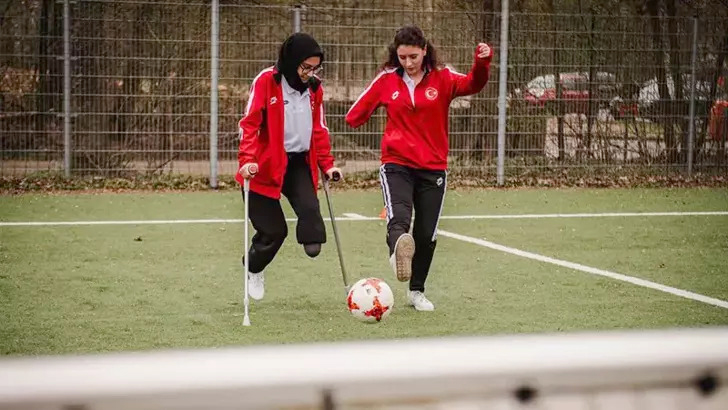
{"left": 345, "top": 47, "right": 491, "bottom": 170}
{"left": 236, "top": 67, "right": 335, "bottom": 199}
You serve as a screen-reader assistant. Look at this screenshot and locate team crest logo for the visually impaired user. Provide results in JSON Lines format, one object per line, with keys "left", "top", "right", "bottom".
{"left": 391, "top": 91, "right": 399, "bottom": 100}
{"left": 425, "top": 87, "right": 438, "bottom": 100}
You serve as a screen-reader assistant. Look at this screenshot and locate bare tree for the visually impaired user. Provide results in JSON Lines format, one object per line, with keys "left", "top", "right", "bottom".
{"left": 36, "top": 0, "right": 63, "bottom": 149}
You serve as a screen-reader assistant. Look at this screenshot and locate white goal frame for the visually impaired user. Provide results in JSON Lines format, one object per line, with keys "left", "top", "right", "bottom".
{"left": 0, "top": 327, "right": 726, "bottom": 410}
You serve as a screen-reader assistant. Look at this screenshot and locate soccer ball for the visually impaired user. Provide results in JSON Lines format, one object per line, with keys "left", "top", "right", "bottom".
{"left": 347, "top": 278, "right": 394, "bottom": 322}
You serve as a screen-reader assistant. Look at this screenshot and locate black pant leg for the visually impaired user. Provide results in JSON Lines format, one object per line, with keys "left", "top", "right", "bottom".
{"left": 410, "top": 170, "right": 447, "bottom": 292}
{"left": 379, "top": 163, "right": 415, "bottom": 255}
{"left": 281, "top": 153, "right": 327, "bottom": 245}
{"left": 242, "top": 189, "right": 288, "bottom": 273}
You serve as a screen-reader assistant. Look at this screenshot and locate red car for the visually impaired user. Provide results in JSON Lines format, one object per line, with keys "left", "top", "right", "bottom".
{"left": 520, "top": 72, "right": 620, "bottom": 113}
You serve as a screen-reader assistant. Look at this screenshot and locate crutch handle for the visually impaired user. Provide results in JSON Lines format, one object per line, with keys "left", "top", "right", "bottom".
{"left": 325, "top": 170, "right": 341, "bottom": 182}
{"left": 240, "top": 163, "right": 258, "bottom": 179}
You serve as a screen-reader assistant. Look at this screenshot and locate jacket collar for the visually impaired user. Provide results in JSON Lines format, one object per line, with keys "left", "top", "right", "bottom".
{"left": 395, "top": 65, "right": 431, "bottom": 78}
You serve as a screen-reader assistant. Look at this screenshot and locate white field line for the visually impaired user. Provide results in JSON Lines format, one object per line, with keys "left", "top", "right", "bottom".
{"left": 341, "top": 213, "right": 369, "bottom": 220}
{"left": 1, "top": 210, "right": 726, "bottom": 227}
{"left": 437, "top": 229, "right": 728, "bottom": 310}
{"left": 2, "top": 210, "right": 726, "bottom": 308}
{"left": 434, "top": 211, "right": 728, "bottom": 219}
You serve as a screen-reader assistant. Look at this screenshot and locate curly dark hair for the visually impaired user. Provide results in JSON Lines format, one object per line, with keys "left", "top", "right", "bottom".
{"left": 382, "top": 25, "right": 442, "bottom": 71}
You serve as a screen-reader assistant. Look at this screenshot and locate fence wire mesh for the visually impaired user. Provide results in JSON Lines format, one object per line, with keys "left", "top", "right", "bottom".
{"left": 2, "top": 0, "right": 727, "bottom": 181}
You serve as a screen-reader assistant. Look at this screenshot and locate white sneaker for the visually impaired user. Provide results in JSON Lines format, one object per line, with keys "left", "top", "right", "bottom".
{"left": 408, "top": 290, "right": 435, "bottom": 311}
{"left": 389, "top": 233, "right": 415, "bottom": 282}
{"left": 247, "top": 271, "right": 264, "bottom": 301}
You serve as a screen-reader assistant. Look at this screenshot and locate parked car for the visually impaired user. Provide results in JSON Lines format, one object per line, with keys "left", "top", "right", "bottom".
{"left": 517, "top": 71, "right": 621, "bottom": 113}
{"left": 610, "top": 74, "right": 726, "bottom": 122}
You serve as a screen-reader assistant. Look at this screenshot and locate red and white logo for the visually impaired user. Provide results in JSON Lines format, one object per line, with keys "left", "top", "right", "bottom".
{"left": 425, "top": 87, "right": 438, "bottom": 100}
{"left": 391, "top": 91, "right": 399, "bottom": 100}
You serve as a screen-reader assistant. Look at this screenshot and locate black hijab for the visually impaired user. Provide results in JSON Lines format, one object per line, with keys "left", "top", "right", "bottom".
{"left": 274, "top": 33, "right": 324, "bottom": 94}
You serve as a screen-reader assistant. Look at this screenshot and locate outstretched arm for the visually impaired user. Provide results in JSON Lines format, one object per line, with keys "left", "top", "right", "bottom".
{"left": 450, "top": 43, "right": 493, "bottom": 98}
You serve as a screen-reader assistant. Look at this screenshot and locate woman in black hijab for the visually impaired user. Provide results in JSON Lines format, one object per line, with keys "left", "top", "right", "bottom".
{"left": 274, "top": 32, "right": 324, "bottom": 93}
{"left": 235, "top": 33, "right": 342, "bottom": 301}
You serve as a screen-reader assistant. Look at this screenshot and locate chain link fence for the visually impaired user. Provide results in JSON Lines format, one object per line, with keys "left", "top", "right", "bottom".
{"left": 2, "top": 0, "right": 727, "bottom": 183}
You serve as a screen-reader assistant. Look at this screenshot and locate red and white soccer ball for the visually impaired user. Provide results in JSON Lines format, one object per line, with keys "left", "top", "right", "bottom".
{"left": 347, "top": 278, "right": 394, "bottom": 322}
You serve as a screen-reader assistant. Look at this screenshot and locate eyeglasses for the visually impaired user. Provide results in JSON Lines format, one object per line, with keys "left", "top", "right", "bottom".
{"left": 299, "top": 63, "right": 323, "bottom": 75}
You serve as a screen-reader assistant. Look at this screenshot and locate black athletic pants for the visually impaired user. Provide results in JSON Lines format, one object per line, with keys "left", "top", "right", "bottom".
{"left": 242, "top": 152, "right": 326, "bottom": 273}
{"left": 379, "top": 163, "right": 447, "bottom": 292}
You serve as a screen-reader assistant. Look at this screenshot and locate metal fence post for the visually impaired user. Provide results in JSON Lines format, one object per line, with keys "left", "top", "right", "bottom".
{"left": 293, "top": 5, "right": 302, "bottom": 33}
{"left": 63, "top": 0, "right": 71, "bottom": 177}
{"left": 687, "top": 12, "right": 698, "bottom": 177}
{"left": 210, "top": 0, "right": 219, "bottom": 188}
{"left": 496, "top": 0, "right": 509, "bottom": 186}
